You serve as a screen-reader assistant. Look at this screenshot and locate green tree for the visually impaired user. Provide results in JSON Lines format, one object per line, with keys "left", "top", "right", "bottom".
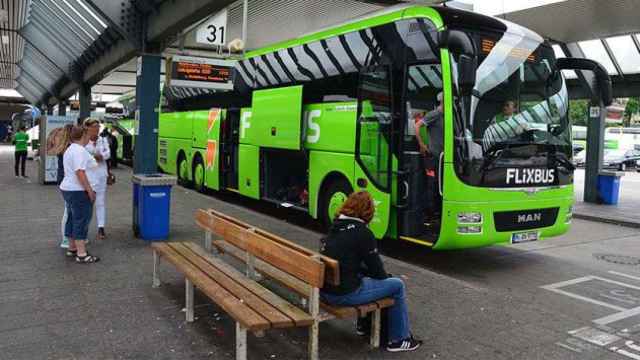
{"left": 569, "top": 99, "right": 589, "bottom": 126}
{"left": 624, "top": 97, "right": 640, "bottom": 127}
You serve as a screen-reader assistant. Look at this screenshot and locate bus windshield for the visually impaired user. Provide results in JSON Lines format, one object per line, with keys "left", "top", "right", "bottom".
{"left": 451, "top": 28, "right": 572, "bottom": 188}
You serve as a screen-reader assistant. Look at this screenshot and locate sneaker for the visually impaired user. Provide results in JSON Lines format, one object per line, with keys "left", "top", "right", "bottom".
{"left": 356, "top": 317, "right": 370, "bottom": 336}
{"left": 60, "top": 236, "right": 69, "bottom": 249}
{"left": 386, "top": 337, "right": 422, "bottom": 352}
{"left": 76, "top": 254, "right": 100, "bottom": 264}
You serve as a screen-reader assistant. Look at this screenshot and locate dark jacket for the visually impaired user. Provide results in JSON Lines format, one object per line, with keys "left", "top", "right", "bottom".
{"left": 320, "top": 217, "right": 388, "bottom": 295}
{"left": 56, "top": 154, "right": 64, "bottom": 185}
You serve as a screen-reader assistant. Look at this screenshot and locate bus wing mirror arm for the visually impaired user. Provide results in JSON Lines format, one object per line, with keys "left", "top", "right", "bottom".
{"left": 439, "top": 30, "right": 477, "bottom": 94}
{"left": 556, "top": 58, "right": 613, "bottom": 106}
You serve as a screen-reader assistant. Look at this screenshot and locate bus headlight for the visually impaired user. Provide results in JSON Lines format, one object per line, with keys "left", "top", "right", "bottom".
{"left": 457, "top": 225, "right": 482, "bottom": 234}
{"left": 565, "top": 205, "right": 573, "bottom": 224}
{"left": 457, "top": 212, "right": 482, "bottom": 224}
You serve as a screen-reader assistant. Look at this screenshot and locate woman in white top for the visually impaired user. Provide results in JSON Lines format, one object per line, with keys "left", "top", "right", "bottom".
{"left": 59, "top": 125, "right": 100, "bottom": 264}
{"left": 84, "top": 118, "right": 110, "bottom": 240}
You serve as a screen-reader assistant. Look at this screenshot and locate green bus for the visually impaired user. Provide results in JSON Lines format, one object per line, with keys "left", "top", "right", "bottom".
{"left": 158, "top": 5, "right": 609, "bottom": 249}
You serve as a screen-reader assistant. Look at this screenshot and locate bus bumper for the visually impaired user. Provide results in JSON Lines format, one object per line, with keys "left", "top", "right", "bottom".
{"left": 434, "top": 196, "right": 574, "bottom": 250}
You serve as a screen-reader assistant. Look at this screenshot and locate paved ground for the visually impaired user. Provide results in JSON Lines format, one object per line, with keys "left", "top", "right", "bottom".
{"left": 574, "top": 169, "right": 640, "bottom": 227}
{"left": 3, "top": 143, "right": 640, "bottom": 360}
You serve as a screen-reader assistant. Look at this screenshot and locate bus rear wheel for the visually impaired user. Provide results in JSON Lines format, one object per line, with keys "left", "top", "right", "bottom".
{"left": 177, "top": 154, "right": 191, "bottom": 187}
{"left": 193, "top": 157, "right": 206, "bottom": 193}
{"left": 318, "top": 178, "right": 353, "bottom": 229}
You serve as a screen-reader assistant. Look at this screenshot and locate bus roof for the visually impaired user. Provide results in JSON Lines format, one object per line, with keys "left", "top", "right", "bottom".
{"left": 246, "top": 5, "right": 543, "bottom": 59}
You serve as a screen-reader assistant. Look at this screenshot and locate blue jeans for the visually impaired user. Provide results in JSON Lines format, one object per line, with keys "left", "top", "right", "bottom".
{"left": 61, "top": 191, "right": 93, "bottom": 240}
{"left": 321, "top": 277, "right": 409, "bottom": 343}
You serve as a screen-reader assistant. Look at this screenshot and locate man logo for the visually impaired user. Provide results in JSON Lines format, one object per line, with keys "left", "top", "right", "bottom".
{"left": 517, "top": 213, "right": 542, "bottom": 223}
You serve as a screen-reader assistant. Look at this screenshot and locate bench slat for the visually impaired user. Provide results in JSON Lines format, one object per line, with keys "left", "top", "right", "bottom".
{"left": 181, "top": 242, "right": 314, "bottom": 327}
{"left": 213, "top": 240, "right": 394, "bottom": 322}
{"left": 206, "top": 209, "right": 340, "bottom": 286}
{"left": 197, "top": 209, "right": 336, "bottom": 287}
{"left": 244, "top": 230, "right": 325, "bottom": 288}
{"left": 196, "top": 209, "right": 247, "bottom": 249}
{"left": 212, "top": 240, "right": 312, "bottom": 297}
{"left": 168, "top": 242, "right": 295, "bottom": 329}
{"left": 152, "top": 243, "right": 270, "bottom": 331}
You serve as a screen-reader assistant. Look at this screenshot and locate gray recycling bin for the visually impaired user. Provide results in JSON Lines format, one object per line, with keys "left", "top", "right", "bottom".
{"left": 132, "top": 174, "right": 178, "bottom": 240}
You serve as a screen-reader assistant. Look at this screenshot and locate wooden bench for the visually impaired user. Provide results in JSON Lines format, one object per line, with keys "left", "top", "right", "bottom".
{"left": 151, "top": 209, "right": 394, "bottom": 359}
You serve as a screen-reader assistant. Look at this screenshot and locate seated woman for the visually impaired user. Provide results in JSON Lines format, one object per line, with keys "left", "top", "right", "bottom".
{"left": 320, "top": 191, "right": 421, "bottom": 352}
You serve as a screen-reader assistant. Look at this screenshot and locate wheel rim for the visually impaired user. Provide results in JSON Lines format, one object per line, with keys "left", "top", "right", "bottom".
{"left": 194, "top": 162, "right": 204, "bottom": 189}
{"left": 327, "top": 191, "right": 348, "bottom": 223}
{"left": 179, "top": 159, "right": 189, "bottom": 181}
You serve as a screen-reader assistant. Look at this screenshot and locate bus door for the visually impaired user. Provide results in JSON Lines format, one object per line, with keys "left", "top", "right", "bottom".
{"left": 222, "top": 108, "right": 240, "bottom": 190}
{"left": 398, "top": 62, "right": 444, "bottom": 242}
{"left": 356, "top": 65, "right": 393, "bottom": 238}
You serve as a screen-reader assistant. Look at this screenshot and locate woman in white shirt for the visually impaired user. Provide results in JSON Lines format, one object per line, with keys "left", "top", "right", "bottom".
{"left": 59, "top": 125, "right": 100, "bottom": 264}
{"left": 84, "top": 118, "right": 110, "bottom": 240}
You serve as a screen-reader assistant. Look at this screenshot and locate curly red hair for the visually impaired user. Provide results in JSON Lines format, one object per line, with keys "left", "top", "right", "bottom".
{"left": 337, "top": 191, "right": 375, "bottom": 224}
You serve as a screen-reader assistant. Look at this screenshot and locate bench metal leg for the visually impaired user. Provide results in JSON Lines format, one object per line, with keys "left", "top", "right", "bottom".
{"left": 236, "top": 322, "right": 247, "bottom": 360}
{"left": 370, "top": 309, "right": 381, "bottom": 348}
{"left": 185, "top": 279, "right": 194, "bottom": 322}
{"left": 308, "top": 320, "right": 319, "bottom": 360}
{"left": 152, "top": 251, "right": 161, "bottom": 288}
{"left": 308, "top": 287, "right": 320, "bottom": 360}
{"left": 204, "top": 231, "right": 212, "bottom": 252}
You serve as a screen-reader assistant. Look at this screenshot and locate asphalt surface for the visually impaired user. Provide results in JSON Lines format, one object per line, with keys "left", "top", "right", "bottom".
{"left": 2, "top": 144, "right": 640, "bottom": 360}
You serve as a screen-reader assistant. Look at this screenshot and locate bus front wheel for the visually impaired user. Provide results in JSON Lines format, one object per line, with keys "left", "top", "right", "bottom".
{"left": 318, "top": 178, "right": 353, "bottom": 228}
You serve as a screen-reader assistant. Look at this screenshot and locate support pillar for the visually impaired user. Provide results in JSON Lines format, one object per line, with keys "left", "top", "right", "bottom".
{"left": 79, "top": 83, "right": 91, "bottom": 122}
{"left": 58, "top": 101, "right": 67, "bottom": 116}
{"left": 584, "top": 101, "right": 607, "bottom": 203}
{"left": 134, "top": 54, "right": 161, "bottom": 174}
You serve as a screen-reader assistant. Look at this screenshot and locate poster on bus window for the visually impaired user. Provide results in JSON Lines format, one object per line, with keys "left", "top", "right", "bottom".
{"left": 40, "top": 115, "right": 76, "bottom": 185}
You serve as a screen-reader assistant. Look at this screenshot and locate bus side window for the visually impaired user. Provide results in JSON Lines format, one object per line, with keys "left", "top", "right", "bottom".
{"left": 357, "top": 65, "right": 393, "bottom": 191}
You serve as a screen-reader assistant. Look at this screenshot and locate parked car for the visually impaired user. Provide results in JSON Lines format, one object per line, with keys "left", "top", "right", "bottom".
{"left": 572, "top": 143, "right": 585, "bottom": 156}
{"left": 574, "top": 148, "right": 640, "bottom": 171}
{"left": 602, "top": 149, "right": 640, "bottom": 171}
{"left": 574, "top": 149, "right": 586, "bottom": 167}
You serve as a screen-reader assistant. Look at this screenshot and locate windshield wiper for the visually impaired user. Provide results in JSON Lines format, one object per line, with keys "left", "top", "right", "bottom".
{"left": 548, "top": 146, "right": 575, "bottom": 171}
{"left": 480, "top": 142, "right": 530, "bottom": 172}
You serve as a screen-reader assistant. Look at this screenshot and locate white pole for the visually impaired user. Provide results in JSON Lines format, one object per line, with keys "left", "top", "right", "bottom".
{"left": 242, "top": 0, "right": 248, "bottom": 55}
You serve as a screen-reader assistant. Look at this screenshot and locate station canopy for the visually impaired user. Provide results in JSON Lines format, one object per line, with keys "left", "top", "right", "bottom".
{"left": 8, "top": 0, "right": 125, "bottom": 104}
{"left": 4, "top": 0, "right": 640, "bottom": 105}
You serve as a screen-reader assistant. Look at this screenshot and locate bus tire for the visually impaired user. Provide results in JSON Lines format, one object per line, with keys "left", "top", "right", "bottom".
{"left": 193, "top": 155, "right": 206, "bottom": 193}
{"left": 177, "top": 153, "right": 191, "bottom": 188}
{"left": 318, "top": 178, "right": 353, "bottom": 229}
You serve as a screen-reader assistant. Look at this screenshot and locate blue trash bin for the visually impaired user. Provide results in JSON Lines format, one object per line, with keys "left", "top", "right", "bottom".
{"left": 597, "top": 171, "right": 624, "bottom": 205}
{"left": 133, "top": 182, "right": 140, "bottom": 237}
{"left": 132, "top": 174, "right": 178, "bottom": 241}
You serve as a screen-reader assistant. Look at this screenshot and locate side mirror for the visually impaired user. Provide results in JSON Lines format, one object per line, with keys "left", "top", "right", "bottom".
{"left": 458, "top": 54, "right": 477, "bottom": 95}
{"left": 556, "top": 58, "right": 613, "bottom": 106}
{"left": 439, "top": 30, "right": 476, "bottom": 56}
{"left": 440, "top": 30, "right": 477, "bottom": 95}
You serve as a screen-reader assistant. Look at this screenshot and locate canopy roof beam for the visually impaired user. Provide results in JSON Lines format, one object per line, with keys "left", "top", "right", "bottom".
{"left": 600, "top": 39, "right": 624, "bottom": 79}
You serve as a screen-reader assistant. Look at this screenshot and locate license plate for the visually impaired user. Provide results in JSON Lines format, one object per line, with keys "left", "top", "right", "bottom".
{"left": 512, "top": 231, "right": 539, "bottom": 244}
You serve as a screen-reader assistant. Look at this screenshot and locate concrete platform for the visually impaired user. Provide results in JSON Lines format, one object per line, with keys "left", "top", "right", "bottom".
{"left": 2, "top": 144, "right": 640, "bottom": 360}
{"left": 574, "top": 170, "right": 640, "bottom": 228}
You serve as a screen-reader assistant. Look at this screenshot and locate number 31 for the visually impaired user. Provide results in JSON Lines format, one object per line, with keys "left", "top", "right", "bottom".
{"left": 207, "top": 25, "right": 225, "bottom": 44}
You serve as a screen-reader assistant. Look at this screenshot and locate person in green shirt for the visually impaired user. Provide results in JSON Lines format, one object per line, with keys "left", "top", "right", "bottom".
{"left": 493, "top": 100, "right": 517, "bottom": 124}
{"left": 13, "top": 126, "right": 29, "bottom": 178}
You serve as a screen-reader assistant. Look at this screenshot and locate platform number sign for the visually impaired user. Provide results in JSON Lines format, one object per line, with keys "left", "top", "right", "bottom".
{"left": 196, "top": 10, "right": 228, "bottom": 46}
